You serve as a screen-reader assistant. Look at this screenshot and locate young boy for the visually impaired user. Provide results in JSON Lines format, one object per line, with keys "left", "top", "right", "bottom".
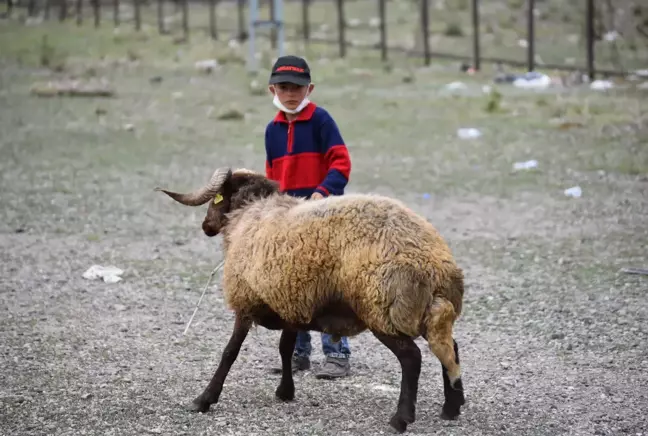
{"left": 264, "top": 55, "right": 353, "bottom": 379}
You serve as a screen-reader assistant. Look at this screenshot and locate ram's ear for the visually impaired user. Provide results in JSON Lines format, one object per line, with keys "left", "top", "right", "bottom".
{"left": 218, "top": 170, "right": 235, "bottom": 204}
{"left": 202, "top": 173, "right": 234, "bottom": 237}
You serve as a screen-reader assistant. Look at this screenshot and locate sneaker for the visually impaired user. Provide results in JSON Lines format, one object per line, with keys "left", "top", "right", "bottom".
{"left": 314, "top": 356, "right": 351, "bottom": 379}
{"left": 270, "top": 355, "right": 311, "bottom": 374}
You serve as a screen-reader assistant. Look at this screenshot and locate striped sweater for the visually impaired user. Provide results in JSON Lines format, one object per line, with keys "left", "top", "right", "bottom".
{"left": 264, "top": 102, "right": 351, "bottom": 198}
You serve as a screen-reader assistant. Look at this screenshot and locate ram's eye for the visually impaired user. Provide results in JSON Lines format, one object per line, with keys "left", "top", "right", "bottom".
{"left": 213, "top": 194, "right": 223, "bottom": 205}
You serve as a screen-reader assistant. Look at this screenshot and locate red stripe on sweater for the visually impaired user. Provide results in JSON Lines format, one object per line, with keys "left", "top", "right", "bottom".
{"left": 268, "top": 153, "right": 328, "bottom": 192}
{"left": 325, "top": 145, "right": 351, "bottom": 179}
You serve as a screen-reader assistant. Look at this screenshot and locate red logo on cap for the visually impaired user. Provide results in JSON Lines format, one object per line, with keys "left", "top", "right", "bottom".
{"left": 276, "top": 66, "right": 305, "bottom": 73}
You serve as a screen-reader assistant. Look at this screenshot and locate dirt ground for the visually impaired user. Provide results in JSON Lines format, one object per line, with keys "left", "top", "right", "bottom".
{"left": 1, "top": 12, "right": 648, "bottom": 436}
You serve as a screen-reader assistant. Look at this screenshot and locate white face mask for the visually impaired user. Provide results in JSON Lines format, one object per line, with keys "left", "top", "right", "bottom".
{"left": 271, "top": 86, "right": 311, "bottom": 114}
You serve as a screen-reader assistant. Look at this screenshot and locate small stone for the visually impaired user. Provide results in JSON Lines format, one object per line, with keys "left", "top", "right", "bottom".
{"left": 81, "top": 393, "right": 93, "bottom": 400}
{"left": 216, "top": 107, "right": 245, "bottom": 121}
{"left": 551, "top": 333, "right": 565, "bottom": 340}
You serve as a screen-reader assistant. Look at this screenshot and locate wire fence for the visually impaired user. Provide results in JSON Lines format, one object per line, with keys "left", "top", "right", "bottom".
{"left": 3, "top": 0, "right": 647, "bottom": 79}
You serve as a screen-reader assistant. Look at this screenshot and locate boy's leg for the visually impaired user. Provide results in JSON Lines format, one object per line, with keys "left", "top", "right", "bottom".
{"left": 315, "top": 333, "right": 351, "bottom": 379}
{"left": 270, "top": 330, "right": 311, "bottom": 373}
{"left": 291, "top": 330, "right": 312, "bottom": 371}
{"left": 294, "top": 330, "right": 312, "bottom": 357}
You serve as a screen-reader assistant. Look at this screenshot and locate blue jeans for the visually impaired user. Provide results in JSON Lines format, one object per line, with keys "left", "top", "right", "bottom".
{"left": 294, "top": 331, "right": 351, "bottom": 359}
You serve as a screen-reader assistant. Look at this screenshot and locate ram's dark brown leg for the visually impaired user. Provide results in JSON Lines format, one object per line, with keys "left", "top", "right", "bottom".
{"left": 275, "top": 329, "right": 298, "bottom": 401}
{"left": 439, "top": 339, "right": 465, "bottom": 420}
{"left": 372, "top": 331, "right": 422, "bottom": 434}
{"left": 189, "top": 315, "right": 251, "bottom": 413}
{"left": 424, "top": 299, "right": 464, "bottom": 420}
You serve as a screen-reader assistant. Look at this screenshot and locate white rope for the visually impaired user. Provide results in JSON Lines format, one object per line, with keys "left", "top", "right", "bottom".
{"left": 183, "top": 260, "right": 225, "bottom": 335}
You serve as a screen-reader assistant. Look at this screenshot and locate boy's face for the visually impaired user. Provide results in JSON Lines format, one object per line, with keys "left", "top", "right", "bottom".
{"left": 269, "top": 82, "right": 315, "bottom": 110}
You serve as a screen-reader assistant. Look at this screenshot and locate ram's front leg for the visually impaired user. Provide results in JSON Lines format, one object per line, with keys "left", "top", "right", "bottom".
{"left": 275, "top": 329, "right": 298, "bottom": 401}
{"left": 190, "top": 315, "right": 251, "bottom": 413}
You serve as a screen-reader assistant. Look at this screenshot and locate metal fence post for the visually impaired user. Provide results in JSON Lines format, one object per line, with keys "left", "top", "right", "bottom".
{"left": 209, "top": 0, "right": 217, "bottom": 39}
{"left": 472, "top": 0, "right": 480, "bottom": 70}
{"left": 337, "top": 0, "right": 346, "bottom": 57}
{"left": 379, "top": 0, "right": 387, "bottom": 61}
{"left": 527, "top": 0, "right": 535, "bottom": 71}
{"left": 113, "top": 0, "right": 119, "bottom": 26}
{"left": 422, "top": 0, "right": 430, "bottom": 66}
{"left": 586, "top": 0, "right": 595, "bottom": 80}
{"left": 302, "top": 0, "right": 310, "bottom": 42}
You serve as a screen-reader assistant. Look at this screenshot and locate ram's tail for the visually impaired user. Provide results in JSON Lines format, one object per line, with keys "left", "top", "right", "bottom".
{"left": 385, "top": 266, "right": 432, "bottom": 338}
{"left": 425, "top": 297, "right": 461, "bottom": 385}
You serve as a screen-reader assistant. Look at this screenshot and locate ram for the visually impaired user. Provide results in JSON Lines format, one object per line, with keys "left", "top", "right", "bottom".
{"left": 156, "top": 167, "right": 466, "bottom": 433}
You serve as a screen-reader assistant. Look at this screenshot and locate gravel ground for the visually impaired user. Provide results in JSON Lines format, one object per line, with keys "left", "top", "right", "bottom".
{"left": 1, "top": 22, "right": 648, "bottom": 436}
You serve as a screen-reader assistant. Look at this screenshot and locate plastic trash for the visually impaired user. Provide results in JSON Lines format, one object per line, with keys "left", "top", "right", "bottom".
{"left": 82, "top": 265, "right": 124, "bottom": 283}
{"left": 457, "top": 128, "right": 482, "bottom": 139}
{"left": 564, "top": 186, "right": 582, "bottom": 198}
{"left": 513, "top": 72, "right": 551, "bottom": 89}
{"left": 422, "top": 193, "right": 431, "bottom": 200}
{"left": 445, "top": 81, "right": 467, "bottom": 91}
{"left": 194, "top": 59, "right": 219, "bottom": 73}
{"left": 513, "top": 160, "right": 538, "bottom": 170}
{"left": 368, "top": 17, "right": 381, "bottom": 28}
{"left": 590, "top": 80, "right": 614, "bottom": 90}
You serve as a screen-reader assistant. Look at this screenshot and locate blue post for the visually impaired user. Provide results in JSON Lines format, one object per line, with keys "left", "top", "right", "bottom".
{"left": 247, "top": 0, "right": 285, "bottom": 74}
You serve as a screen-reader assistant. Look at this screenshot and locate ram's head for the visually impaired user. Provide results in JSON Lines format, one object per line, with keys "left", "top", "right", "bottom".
{"left": 156, "top": 167, "right": 279, "bottom": 237}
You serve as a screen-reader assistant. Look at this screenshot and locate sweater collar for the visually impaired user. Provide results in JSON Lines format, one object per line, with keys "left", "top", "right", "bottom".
{"left": 273, "top": 102, "right": 317, "bottom": 124}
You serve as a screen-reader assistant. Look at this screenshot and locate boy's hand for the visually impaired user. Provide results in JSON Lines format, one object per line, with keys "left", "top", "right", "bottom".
{"left": 311, "top": 192, "right": 324, "bottom": 200}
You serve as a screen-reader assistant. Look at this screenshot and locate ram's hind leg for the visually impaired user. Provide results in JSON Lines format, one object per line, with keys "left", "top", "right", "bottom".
{"left": 275, "top": 329, "right": 297, "bottom": 401}
{"left": 190, "top": 315, "right": 251, "bottom": 413}
{"left": 425, "top": 299, "right": 464, "bottom": 420}
{"left": 372, "top": 331, "right": 422, "bottom": 434}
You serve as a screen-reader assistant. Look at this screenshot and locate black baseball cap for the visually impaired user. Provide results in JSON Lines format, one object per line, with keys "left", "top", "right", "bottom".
{"left": 269, "top": 55, "right": 311, "bottom": 86}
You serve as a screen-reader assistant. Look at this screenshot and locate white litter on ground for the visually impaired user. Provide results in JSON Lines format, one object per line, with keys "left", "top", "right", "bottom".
{"left": 82, "top": 265, "right": 124, "bottom": 283}
{"left": 350, "top": 383, "right": 399, "bottom": 393}
{"left": 444, "top": 81, "right": 467, "bottom": 91}
{"left": 371, "top": 384, "right": 399, "bottom": 393}
{"left": 590, "top": 80, "right": 614, "bottom": 91}
{"left": 513, "top": 160, "right": 539, "bottom": 170}
{"left": 564, "top": 186, "right": 582, "bottom": 198}
{"left": 195, "top": 59, "right": 219, "bottom": 73}
{"left": 457, "top": 128, "right": 482, "bottom": 139}
{"left": 513, "top": 72, "right": 551, "bottom": 89}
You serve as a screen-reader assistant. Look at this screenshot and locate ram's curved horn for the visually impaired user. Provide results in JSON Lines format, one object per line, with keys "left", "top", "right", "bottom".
{"left": 155, "top": 167, "right": 231, "bottom": 206}
{"left": 232, "top": 168, "right": 260, "bottom": 176}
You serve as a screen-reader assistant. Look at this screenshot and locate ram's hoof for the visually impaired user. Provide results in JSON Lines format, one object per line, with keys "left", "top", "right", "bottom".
{"left": 275, "top": 383, "right": 295, "bottom": 402}
{"left": 188, "top": 397, "right": 211, "bottom": 413}
{"left": 400, "top": 409, "right": 415, "bottom": 424}
{"left": 439, "top": 404, "right": 460, "bottom": 421}
{"left": 388, "top": 415, "right": 408, "bottom": 434}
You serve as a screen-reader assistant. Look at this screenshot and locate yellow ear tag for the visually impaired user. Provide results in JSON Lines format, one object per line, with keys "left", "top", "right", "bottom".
{"left": 213, "top": 193, "right": 223, "bottom": 205}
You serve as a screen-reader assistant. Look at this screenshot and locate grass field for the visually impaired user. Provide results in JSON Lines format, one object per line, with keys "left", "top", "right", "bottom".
{"left": 1, "top": 5, "right": 648, "bottom": 436}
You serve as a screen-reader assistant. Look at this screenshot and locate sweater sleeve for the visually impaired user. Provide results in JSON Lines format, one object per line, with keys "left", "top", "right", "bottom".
{"left": 264, "top": 124, "right": 273, "bottom": 179}
{"left": 314, "top": 117, "right": 351, "bottom": 197}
